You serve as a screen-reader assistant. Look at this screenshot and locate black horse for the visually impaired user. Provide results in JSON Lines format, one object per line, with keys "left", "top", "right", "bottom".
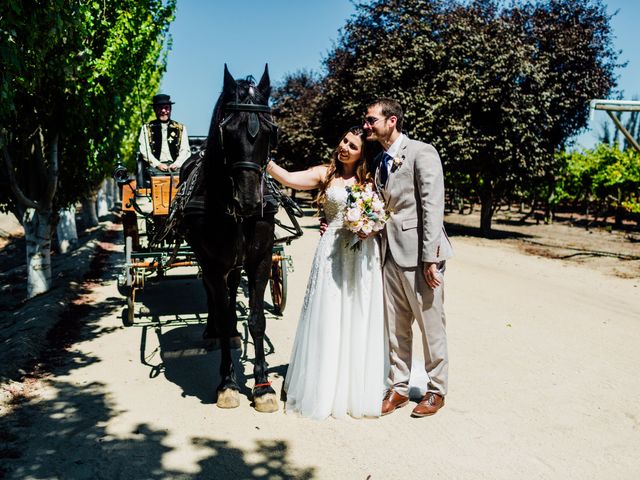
{"left": 181, "top": 64, "right": 279, "bottom": 412}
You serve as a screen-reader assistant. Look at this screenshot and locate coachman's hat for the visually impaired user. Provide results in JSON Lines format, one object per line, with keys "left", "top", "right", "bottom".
{"left": 152, "top": 94, "right": 174, "bottom": 106}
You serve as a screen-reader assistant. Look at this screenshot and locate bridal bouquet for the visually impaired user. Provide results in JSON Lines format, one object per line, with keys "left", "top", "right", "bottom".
{"left": 343, "top": 183, "right": 389, "bottom": 250}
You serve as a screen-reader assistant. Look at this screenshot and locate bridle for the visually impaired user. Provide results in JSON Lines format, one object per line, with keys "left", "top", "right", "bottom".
{"left": 217, "top": 80, "right": 278, "bottom": 218}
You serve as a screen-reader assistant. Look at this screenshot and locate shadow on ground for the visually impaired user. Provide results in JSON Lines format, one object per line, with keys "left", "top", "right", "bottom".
{"left": 0, "top": 222, "right": 123, "bottom": 384}
{"left": 121, "top": 269, "right": 285, "bottom": 407}
{"left": 444, "top": 220, "right": 533, "bottom": 240}
{"left": 1, "top": 242, "right": 311, "bottom": 479}
{"left": 1, "top": 376, "right": 314, "bottom": 479}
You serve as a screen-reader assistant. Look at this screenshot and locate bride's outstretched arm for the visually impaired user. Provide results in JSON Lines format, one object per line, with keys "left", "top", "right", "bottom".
{"left": 266, "top": 160, "right": 327, "bottom": 191}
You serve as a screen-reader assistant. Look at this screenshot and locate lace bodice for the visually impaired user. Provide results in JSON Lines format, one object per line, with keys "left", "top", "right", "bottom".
{"left": 322, "top": 186, "right": 348, "bottom": 227}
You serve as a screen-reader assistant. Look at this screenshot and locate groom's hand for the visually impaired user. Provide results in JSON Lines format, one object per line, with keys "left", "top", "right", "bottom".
{"left": 423, "top": 262, "right": 442, "bottom": 289}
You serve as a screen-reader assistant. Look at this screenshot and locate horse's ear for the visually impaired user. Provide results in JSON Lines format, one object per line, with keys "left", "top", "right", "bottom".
{"left": 257, "top": 64, "right": 271, "bottom": 99}
{"left": 223, "top": 64, "right": 236, "bottom": 93}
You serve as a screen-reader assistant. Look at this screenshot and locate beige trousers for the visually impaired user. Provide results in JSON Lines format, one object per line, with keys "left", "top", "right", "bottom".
{"left": 383, "top": 254, "right": 448, "bottom": 397}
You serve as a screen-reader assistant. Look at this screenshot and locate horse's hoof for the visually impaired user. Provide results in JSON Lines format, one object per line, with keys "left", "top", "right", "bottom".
{"left": 216, "top": 389, "right": 240, "bottom": 409}
{"left": 254, "top": 393, "right": 278, "bottom": 413}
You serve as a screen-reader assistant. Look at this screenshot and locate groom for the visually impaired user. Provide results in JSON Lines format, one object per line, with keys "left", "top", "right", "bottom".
{"left": 364, "top": 98, "right": 453, "bottom": 417}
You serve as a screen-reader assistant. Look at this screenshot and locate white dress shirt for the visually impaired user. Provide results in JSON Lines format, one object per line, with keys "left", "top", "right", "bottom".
{"left": 383, "top": 133, "right": 405, "bottom": 176}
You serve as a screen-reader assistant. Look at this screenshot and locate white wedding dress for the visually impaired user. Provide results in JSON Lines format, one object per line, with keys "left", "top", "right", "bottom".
{"left": 284, "top": 185, "right": 386, "bottom": 419}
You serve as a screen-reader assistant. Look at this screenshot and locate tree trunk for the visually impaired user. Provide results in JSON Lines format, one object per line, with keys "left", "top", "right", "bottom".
{"left": 105, "top": 178, "right": 117, "bottom": 211}
{"left": 23, "top": 208, "right": 53, "bottom": 298}
{"left": 614, "top": 188, "right": 624, "bottom": 229}
{"left": 56, "top": 206, "right": 78, "bottom": 253}
{"left": 480, "top": 189, "right": 493, "bottom": 237}
{"left": 81, "top": 193, "right": 99, "bottom": 228}
{"left": 544, "top": 201, "right": 552, "bottom": 224}
{"left": 96, "top": 180, "right": 109, "bottom": 218}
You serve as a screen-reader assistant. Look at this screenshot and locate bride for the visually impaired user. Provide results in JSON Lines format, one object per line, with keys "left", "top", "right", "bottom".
{"left": 267, "top": 126, "right": 386, "bottom": 419}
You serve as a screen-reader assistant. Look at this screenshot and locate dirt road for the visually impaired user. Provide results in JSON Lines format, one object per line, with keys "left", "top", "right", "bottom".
{"left": 1, "top": 211, "right": 639, "bottom": 479}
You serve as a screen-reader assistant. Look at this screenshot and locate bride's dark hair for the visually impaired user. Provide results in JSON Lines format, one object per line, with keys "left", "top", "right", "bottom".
{"left": 316, "top": 126, "right": 371, "bottom": 213}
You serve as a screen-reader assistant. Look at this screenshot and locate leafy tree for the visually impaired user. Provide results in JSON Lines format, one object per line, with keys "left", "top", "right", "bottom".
{"left": 272, "top": 71, "right": 331, "bottom": 170}
{"left": 276, "top": 0, "right": 619, "bottom": 235}
{"left": 555, "top": 145, "right": 640, "bottom": 223}
{"left": 0, "top": 0, "right": 175, "bottom": 298}
{"left": 526, "top": 0, "right": 620, "bottom": 223}
{"left": 435, "top": 1, "right": 555, "bottom": 234}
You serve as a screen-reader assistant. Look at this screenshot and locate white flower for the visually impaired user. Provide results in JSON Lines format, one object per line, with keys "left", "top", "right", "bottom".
{"left": 346, "top": 207, "right": 361, "bottom": 222}
{"left": 372, "top": 198, "right": 385, "bottom": 212}
{"left": 361, "top": 221, "right": 373, "bottom": 235}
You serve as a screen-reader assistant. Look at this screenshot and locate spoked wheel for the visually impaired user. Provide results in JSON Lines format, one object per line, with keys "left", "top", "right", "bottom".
{"left": 269, "top": 252, "right": 287, "bottom": 315}
{"left": 121, "top": 236, "right": 135, "bottom": 326}
{"left": 124, "top": 288, "right": 136, "bottom": 327}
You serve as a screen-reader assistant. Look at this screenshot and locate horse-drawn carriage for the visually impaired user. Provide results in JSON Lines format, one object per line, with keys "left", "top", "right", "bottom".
{"left": 114, "top": 64, "right": 299, "bottom": 412}
{"left": 113, "top": 135, "right": 303, "bottom": 326}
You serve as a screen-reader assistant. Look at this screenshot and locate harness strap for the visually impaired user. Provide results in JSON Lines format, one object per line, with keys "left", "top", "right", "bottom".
{"left": 253, "top": 381, "right": 272, "bottom": 389}
{"left": 224, "top": 103, "right": 272, "bottom": 114}
{"left": 231, "top": 161, "right": 263, "bottom": 172}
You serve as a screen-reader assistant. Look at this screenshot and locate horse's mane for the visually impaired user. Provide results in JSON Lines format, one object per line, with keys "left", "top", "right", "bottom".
{"left": 203, "top": 94, "right": 225, "bottom": 172}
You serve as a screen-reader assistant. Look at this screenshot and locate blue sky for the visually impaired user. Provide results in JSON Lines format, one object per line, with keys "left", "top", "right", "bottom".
{"left": 161, "top": 0, "right": 640, "bottom": 149}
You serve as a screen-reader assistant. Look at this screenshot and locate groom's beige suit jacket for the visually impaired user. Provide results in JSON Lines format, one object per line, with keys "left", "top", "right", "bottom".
{"left": 375, "top": 134, "right": 452, "bottom": 396}
{"left": 375, "top": 136, "right": 453, "bottom": 267}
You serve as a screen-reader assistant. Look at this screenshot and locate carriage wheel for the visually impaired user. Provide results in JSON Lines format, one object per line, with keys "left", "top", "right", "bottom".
{"left": 118, "top": 236, "right": 133, "bottom": 296}
{"left": 124, "top": 287, "right": 136, "bottom": 327}
{"left": 270, "top": 254, "right": 287, "bottom": 315}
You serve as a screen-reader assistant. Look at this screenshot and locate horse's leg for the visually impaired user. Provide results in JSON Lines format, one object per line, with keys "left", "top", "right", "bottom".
{"left": 201, "top": 275, "right": 218, "bottom": 345}
{"left": 208, "top": 271, "right": 240, "bottom": 408}
{"left": 246, "top": 250, "right": 278, "bottom": 413}
{"left": 201, "top": 269, "right": 242, "bottom": 350}
{"left": 227, "top": 266, "right": 243, "bottom": 350}
{"left": 185, "top": 230, "right": 218, "bottom": 344}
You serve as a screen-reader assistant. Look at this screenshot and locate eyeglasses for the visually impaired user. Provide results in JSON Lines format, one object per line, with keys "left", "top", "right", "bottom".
{"left": 364, "top": 116, "right": 384, "bottom": 126}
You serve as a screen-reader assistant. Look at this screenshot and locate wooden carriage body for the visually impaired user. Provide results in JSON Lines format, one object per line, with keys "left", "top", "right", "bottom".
{"left": 115, "top": 137, "right": 303, "bottom": 326}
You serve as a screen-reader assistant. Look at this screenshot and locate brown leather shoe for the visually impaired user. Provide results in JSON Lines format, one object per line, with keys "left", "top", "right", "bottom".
{"left": 381, "top": 389, "right": 409, "bottom": 416}
{"left": 411, "top": 392, "right": 445, "bottom": 417}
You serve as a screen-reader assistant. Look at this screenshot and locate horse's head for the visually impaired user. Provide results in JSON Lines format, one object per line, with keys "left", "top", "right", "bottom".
{"left": 216, "top": 64, "right": 277, "bottom": 218}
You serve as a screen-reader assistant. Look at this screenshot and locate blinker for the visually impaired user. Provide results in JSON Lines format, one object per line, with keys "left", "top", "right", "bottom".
{"left": 248, "top": 112, "right": 260, "bottom": 139}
